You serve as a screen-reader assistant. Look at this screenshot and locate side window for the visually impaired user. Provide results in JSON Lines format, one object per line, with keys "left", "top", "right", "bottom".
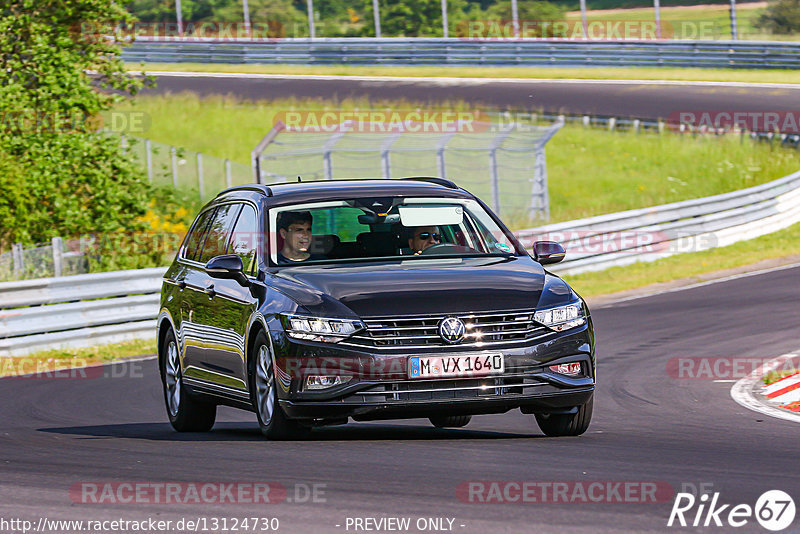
{"left": 197, "top": 203, "right": 242, "bottom": 264}
{"left": 229, "top": 204, "right": 259, "bottom": 275}
{"left": 182, "top": 208, "right": 217, "bottom": 261}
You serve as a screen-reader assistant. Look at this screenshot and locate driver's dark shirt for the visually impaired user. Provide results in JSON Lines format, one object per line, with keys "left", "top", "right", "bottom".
{"left": 277, "top": 253, "right": 326, "bottom": 265}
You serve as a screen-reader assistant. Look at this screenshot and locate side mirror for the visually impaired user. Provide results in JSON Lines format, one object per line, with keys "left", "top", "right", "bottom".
{"left": 533, "top": 241, "right": 566, "bottom": 265}
{"left": 206, "top": 254, "right": 249, "bottom": 286}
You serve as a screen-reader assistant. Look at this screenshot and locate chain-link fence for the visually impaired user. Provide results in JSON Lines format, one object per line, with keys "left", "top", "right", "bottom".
{"left": 0, "top": 238, "right": 89, "bottom": 282}
{"left": 254, "top": 118, "right": 563, "bottom": 224}
{"left": 124, "top": 136, "right": 252, "bottom": 202}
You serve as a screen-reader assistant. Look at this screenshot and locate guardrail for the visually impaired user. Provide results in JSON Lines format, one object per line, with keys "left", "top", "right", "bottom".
{"left": 516, "top": 169, "right": 800, "bottom": 275}
{"left": 3, "top": 167, "right": 800, "bottom": 356}
{"left": 0, "top": 268, "right": 165, "bottom": 357}
{"left": 123, "top": 38, "right": 800, "bottom": 69}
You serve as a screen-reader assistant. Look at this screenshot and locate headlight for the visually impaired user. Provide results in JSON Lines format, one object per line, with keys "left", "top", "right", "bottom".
{"left": 281, "top": 314, "right": 364, "bottom": 343}
{"left": 534, "top": 302, "right": 586, "bottom": 332}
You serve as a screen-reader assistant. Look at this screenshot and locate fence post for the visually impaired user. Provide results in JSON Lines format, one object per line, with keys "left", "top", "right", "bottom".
{"left": 171, "top": 146, "right": 178, "bottom": 188}
{"left": 323, "top": 151, "right": 334, "bottom": 180}
{"left": 12, "top": 243, "right": 24, "bottom": 275}
{"left": 489, "top": 148, "right": 500, "bottom": 215}
{"left": 145, "top": 139, "right": 153, "bottom": 182}
{"left": 532, "top": 147, "right": 550, "bottom": 222}
{"left": 225, "top": 159, "right": 232, "bottom": 188}
{"left": 608, "top": 117, "right": 617, "bottom": 131}
{"left": 120, "top": 134, "right": 128, "bottom": 154}
{"left": 52, "top": 237, "right": 63, "bottom": 277}
{"left": 196, "top": 152, "right": 205, "bottom": 200}
{"left": 633, "top": 119, "right": 641, "bottom": 133}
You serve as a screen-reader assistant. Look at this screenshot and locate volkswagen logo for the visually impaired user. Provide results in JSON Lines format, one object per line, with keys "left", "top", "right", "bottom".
{"left": 439, "top": 317, "right": 466, "bottom": 344}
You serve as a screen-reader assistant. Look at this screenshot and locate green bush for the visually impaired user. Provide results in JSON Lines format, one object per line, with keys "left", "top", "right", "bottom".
{"left": 0, "top": 0, "right": 176, "bottom": 272}
{"left": 756, "top": 0, "right": 800, "bottom": 34}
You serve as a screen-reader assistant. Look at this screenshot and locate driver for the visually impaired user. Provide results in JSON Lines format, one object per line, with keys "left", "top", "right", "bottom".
{"left": 277, "top": 211, "right": 325, "bottom": 264}
{"left": 408, "top": 226, "right": 442, "bottom": 255}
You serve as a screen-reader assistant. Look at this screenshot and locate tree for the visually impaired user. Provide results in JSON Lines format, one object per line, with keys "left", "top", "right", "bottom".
{"left": 0, "top": 0, "right": 162, "bottom": 268}
{"left": 756, "top": 0, "right": 800, "bottom": 34}
{"left": 361, "top": 0, "right": 473, "bottom": 37}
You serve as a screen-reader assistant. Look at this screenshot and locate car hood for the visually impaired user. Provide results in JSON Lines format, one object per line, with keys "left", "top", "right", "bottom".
{"left": 271, "top": 256, "right": 545, "bottom": 317}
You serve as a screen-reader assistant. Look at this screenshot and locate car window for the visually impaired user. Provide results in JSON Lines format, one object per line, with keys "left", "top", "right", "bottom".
{"left": 182, "top": 208, "right": 217, "bottom": 262}
{"left": 229, "top": 204, "right": 259, "bottom": 275}
{"left": 197, "top": 203, "right": 242, "bottom": 265}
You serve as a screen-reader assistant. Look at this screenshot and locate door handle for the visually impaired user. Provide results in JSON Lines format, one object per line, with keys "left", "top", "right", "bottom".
{"left": 166, "top": 278, "right": 187, "bottom": 290}
{"left": 204, "top": 284, "right": 216, "bottom": 298}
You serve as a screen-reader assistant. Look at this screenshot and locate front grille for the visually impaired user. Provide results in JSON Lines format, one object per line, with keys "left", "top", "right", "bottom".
{"left": 342, "top": 310, "right": 551, "bottom": 349}
{"left": 340, "top": 375, "right": 546, "bottom": 403}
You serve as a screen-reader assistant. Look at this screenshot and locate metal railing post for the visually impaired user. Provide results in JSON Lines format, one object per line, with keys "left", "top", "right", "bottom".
{"left": 145, "top": 139, "right": 153, "bottom": 182}
{"left": 171, "top": 146, "right": 178, "bottom": 188}
{"left": 372, "top": 0, "right": 381, "bottom": 37}
{"left": 196, "top": 153, "right": 205, "bottom": 200}
{"left": 12, "top": 243, "right": 23, "bottom": 275}
{"left": 489, "top": 149, "right": 501, "bottom": 215}
{"left": 52, "top": 237, "right": 63, "bottom": 277}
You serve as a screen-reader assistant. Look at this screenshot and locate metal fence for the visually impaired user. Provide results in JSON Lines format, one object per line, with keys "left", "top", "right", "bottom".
{"left": 124, "top": 136, "right": 252, "bottom": 201}
{"left": 0, "top": 268, "right": 164, "bottom": 357}
{"left": 252, "top": 118, "right": 563, "bottom": 221}
{"left": 0, "top": 238, "right": 90, "bottom": 282}
{"left": 516, "top": 168, "right": 800, "bottom": 275}
{"left": 123, "top": 38, "right": 800, "bottom": 69}
{"left": 4, "top": 164, "right": 800, "bottom": 356}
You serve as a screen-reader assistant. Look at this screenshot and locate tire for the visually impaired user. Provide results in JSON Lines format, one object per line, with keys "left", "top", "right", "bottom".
{"left": 429, "top": 415, "right": 472, "bottom": 428}
{"left": 534, "top": 396, "right": 593, "bottom": 437}
{"left": 160, "top": 328, "right": 216, "bottom": 432}
{"left": 249, "top": 330, "right": 309, "bottom": 440}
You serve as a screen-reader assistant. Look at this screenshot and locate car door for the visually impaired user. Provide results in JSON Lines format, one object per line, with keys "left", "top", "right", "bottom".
{"left": 181, "top": 202, "right": 244, "bottom": 392}
{"left": 210, "top": 203, "right": 261, "bottom": 390}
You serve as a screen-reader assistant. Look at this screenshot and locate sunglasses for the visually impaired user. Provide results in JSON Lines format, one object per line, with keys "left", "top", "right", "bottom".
{"left": 415, "top": 232, "right": 441, "bottom": 241}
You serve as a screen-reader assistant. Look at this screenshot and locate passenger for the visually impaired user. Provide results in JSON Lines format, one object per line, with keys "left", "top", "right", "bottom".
{"left": 408, "top": 226, "right": 442, "bottom": 255}
{"left": 277, "top": 211, "right": 326, "bottom": 264}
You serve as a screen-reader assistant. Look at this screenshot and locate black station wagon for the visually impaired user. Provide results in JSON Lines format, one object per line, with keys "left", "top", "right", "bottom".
{"left": 158, "top": 178, "right": 595, "bottom": 439}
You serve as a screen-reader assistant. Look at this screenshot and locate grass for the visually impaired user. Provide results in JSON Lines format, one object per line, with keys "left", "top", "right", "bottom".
{"left": 763, "top": 369, "right": 798, "bottom": 385}
{"left": 0, "top": 339, "right": 155, "bottom": 378}
{"left": 112, "top": 93, "right": 800, "bottom": 225}
{"left": 564, "top": 221, "right": 800, "bottom": 297}
{"left": 565, "top": 2, "right": 772, "bottom": 40}
{"left": 129, "top": 62, "right": 800, "bottom": 85}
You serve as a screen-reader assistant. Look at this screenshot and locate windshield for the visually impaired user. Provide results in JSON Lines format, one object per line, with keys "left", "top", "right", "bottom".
{"left": 268, "top": 197, "right": 519, "bottom": 266}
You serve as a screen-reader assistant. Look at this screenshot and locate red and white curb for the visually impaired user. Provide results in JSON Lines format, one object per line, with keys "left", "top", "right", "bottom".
{"left": 731, "top": 351, "right": 800, "bottom": 423}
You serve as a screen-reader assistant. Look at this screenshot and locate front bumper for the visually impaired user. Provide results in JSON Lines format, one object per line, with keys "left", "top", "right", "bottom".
{"left": 270, "top": 323, "right": 595, "bottom": 423}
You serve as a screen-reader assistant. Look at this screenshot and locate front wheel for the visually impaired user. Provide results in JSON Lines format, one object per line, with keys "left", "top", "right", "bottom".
{"left": 160, "top": 329, "right": 216, "bottom": 432}
{"left": 250, "top": 330, "right": 309, "bottom": 440}
{"left": 534, "top": 396, "right": 593, "bottom": 437}
{"left": 429, "top": 415, "right": 472, "bottom": 428}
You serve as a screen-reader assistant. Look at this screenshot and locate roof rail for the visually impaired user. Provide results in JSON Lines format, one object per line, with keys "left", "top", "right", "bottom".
{"left": 403, "top": 177, "right": 458, "bottom": 189}
{"left": 216, "top": 185, "right": 273, "bottom": 197}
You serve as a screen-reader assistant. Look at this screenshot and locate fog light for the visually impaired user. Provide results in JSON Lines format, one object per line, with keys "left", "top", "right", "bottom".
{"left": 305, "top": 375, "right": 352, "bottom": 390}
{"left": 549, "top": 362, "right": 582, "bottom": 377}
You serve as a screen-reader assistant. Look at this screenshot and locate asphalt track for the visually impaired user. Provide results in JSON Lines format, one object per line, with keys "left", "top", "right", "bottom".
{"left": 1, "top": 265, "right": 798, "bottom": 533}
{"left": 145, "top": 73, "right": 800, "bottom": 120}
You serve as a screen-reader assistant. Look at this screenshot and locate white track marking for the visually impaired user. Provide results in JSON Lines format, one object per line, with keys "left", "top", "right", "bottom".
{"left": 731, "top": 352, "right": 800, "bottom": 424}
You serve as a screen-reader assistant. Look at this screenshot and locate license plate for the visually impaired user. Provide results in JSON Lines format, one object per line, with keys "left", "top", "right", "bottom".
{"left": 408, "top": 353, "right": 504, "bottom": 379}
